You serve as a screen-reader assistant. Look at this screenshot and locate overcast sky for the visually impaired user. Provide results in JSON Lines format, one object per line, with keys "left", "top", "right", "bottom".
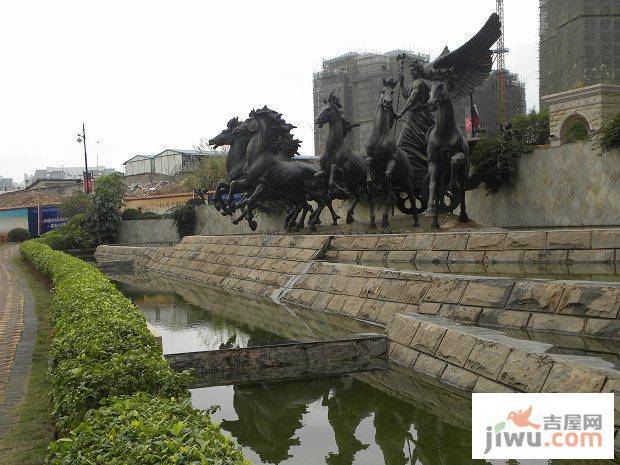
{"left": 0, "top": 0, "right": 539, "bottom": 181}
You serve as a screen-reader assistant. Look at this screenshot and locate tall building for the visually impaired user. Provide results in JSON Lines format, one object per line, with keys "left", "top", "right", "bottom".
{"left": 539, "top": 0, "right": 619, "bottom": 99}
{"left": 539, "top": 0, "right": 620, "bottom": 145}
{"left": 313, "top": 51, "right": 526, "bottom": 156}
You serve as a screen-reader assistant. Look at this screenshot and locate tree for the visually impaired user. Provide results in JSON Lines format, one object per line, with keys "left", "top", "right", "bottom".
{"left": 595, "top": 112, "right": 620, "bottom": 153}
{"left": 564, "top": 121, "right": 589, "bottom": 143}
{"left": 182, "top": 155, "right": 228, "bottom": 191}
{"left": 511, "top": 108, "right": 550, "bottom": 146}
{"left": 59, "top": 191, "right": 91, "bottom": 218}
{"left": 88, "top": 172, "right": 125, "bottom": 244}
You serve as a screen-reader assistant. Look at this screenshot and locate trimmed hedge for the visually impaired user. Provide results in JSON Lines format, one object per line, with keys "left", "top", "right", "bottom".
{"left": 48, "top": 394, "right": 247, "bottom": 464}
{"left": 19, "top": 241, "right": 246, "bottom": 464}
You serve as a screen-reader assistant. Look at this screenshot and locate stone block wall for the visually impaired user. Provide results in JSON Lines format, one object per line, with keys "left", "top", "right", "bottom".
{"left": 96, "top": 234, "right": 331, "bottom": 297}
{"left": 326, "top": 229, "right": 620, "bottom": 263}
{"left": 386, "top": 314, "right": 619, "bottom": 427}
{"left": 280, "top": 261, "right": 620, "bottom": 338}
{"left": 465, "top": 142, "right": 620, "bottom": 227}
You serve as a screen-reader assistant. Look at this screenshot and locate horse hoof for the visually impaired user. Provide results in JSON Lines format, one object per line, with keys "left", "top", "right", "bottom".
{"left": 249, "top": 220, "right": 258, "bottom": 231}
{"left": 431, "top": 221, "right": 440, "bottom": 229}
{"left": 346, "top": 216, "right": 355, "bottom": 224}
{"left": 369, "top": 223, "right": 376, "bottom": 229}
{"left": 308, "top": 225, "right": 317, "bottom": 232}
{"left": 381, "top": 221, "right": 389, "bottom": 228}
{"left": 459, "top": 213, "right": 469, "bottom": 223}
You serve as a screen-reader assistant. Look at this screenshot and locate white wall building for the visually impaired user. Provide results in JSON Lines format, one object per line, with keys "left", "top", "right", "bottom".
{"left": 123, "top": 149, "right": 222, "bottom": 177}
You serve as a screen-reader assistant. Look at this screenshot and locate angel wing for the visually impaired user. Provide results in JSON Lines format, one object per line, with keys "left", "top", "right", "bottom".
{"left": 429, "top": 13, "right": 501, "bottom": 100}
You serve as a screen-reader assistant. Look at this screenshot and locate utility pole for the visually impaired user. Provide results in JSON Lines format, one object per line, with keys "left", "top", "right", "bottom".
{"left": 76, "top": 123, "right": 90, "bottom": 194}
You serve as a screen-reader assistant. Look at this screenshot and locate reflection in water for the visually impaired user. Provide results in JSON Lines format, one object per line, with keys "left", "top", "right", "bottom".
{"left": 112, "top": 274, "right": 601, "bottom": 465}
{"left": 192, "top": 376, "right": 479, "bottom": 465}
{"left": 114, "top": 281, "right": 284, "bottom": 353}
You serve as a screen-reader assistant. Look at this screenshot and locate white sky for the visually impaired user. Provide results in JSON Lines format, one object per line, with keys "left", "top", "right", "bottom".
{"left": 0, "top": 0, "right": 539, "bottom": 181}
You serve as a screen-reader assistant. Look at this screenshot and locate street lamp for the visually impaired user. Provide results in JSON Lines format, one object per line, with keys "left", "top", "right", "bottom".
{"left": 76, "top": 123, "right": 90, "bottom": 194}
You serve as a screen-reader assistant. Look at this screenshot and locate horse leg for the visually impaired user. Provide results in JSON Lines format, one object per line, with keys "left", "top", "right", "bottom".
{"left": 382, "top": 158, "right": 396, "bottom": 228}
{"left": 296, "top": 202, "right": 312, "bottom": 230}
{"left": 240, "top": 183, "right": 263, "bottom": 230}
{"left": 308, "top": 200, "right": 326, "bottom": 231}
{"left": 346, "top": 195, "right": 359, "bottom": 224}
{"left": 367, "top": 179, "right": 376, "bottom": 229}
{"left": 427, "top": 159, "right": 440, "bottom": 228}
{"left": 325, "top": 200, "right": 339, "bottom": 225}
{"left": 451, "top": 153, "right": 469, "bottom": 222}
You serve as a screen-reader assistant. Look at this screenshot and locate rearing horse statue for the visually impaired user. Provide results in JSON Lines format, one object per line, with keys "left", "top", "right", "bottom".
{"left": 209, "top": 117, "right": 250, "bottom": 215}
{"left": 423, "top": 12, "right": 501, "bottom": 228}
{"left": 309, "top": 92, "right": 368, "bottom": 230}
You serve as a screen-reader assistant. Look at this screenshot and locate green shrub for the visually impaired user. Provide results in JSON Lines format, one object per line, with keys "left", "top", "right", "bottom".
{"left": 59, "top": 191, "right": 91, "bottom": 218}
{"left": 121, "top": 208, "right": 161, "bottom": 220}
{"left": 511, "top": 108, "right": 550, "bottom": 145}
{"left": 564, "top": 121, "right": 589, "bottom": 143}
{"left": 121, "top": 207, "right": 143, "bottom": 220}
{"left": 35, "top": 215, "right": 95, "bottom": 250}
{"left": 18, "top": 242, "right": 189, "bottom": 432}
{"left": 7, "top": 227, "right": 31, "bottom": 242}
{"left": 169, "top": 201, "right": 197, "bottom": 238}
{"left": 89, "top": 172, "right": 125, "bottom": 244}
{"left": 595, "top": 112, "right": 620, "bottom": 153}
{"left": 48, "top": 393, "right": 247, "bottom": 465}
{"left": 470, "top": 135, "right": 533, "bottom": 195}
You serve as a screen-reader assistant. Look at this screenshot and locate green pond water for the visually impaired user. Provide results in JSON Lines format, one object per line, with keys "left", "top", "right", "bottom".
{"left": 113, "top": 275, "right": 616, "bottom": 465}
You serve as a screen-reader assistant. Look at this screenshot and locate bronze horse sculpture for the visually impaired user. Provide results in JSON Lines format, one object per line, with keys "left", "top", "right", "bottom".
{"left": 365, "top": 77, "right": 419, "bottom": 229}
{"left": 424, "top": 13, "right": 501, "bottom": 228}
{"left": 230, "top": 106, "right": 320, "bottom": 231}
{"left": 209, "top": 117, "right": 250, "bottom": 215}
{"left": 308, "top": 92, "right": 368, "bottom": 230}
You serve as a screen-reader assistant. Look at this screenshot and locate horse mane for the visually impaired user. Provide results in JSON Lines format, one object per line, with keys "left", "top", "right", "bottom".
{"left": 249, "top": 106, "right": 301, "bottom": 157}
{"left": 326, "top": 93, "right": 359, "bottom": 136}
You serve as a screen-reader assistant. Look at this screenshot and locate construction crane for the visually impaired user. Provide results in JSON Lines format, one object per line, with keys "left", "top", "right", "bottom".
{"left": 495, "top": 0, "right": 509, "bottom": 127}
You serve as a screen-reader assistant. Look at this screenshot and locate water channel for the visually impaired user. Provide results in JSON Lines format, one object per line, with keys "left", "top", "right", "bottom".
{"left": 112, "top": 273, "right": 617, "bottom": 465}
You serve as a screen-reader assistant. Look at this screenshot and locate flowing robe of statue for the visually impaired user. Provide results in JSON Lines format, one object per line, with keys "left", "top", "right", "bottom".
{"left": 397, "top": 78, "right": 435, "bottom": 171}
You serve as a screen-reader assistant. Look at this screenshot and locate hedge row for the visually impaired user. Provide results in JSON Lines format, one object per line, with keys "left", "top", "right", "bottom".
{"left": 20, "top": 241, "right": 247, "bottom": 464}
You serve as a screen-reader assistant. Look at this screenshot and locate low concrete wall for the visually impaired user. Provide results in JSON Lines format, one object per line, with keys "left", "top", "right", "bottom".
{"left": 118, "top": 219, "right": 179, "bottom": 245}
{"left": 165, "top": 335, "right": 387, "bottom": 387}
{"left": 466, "top": 142, "right": 620, "bottom": 227}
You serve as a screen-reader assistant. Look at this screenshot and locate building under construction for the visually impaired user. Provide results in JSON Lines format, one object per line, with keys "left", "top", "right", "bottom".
{"left": 313, "top": 51, "right": 526, "bottom": 156}
{"left": 539, "top": 0, "right": 619, "bottom": 100}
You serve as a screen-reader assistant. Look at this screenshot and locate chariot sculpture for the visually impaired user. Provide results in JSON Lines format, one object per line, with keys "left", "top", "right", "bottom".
{"left": 207, "top": 13, "right": 501, "bottom": 231}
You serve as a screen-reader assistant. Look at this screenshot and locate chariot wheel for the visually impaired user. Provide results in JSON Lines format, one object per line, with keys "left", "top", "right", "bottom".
{"left": 437, "top": 189, "right": 460, "bottom": 214}
{"left": 395, "top": 189, "right": 427, "bottom": 215}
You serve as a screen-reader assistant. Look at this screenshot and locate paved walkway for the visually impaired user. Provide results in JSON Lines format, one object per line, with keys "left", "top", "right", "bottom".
{"left": 0, "top": 244, "right": 37, "bottom": 436}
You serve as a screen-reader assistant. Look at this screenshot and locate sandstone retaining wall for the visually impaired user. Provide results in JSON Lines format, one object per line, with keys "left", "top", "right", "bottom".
{"left": 281, "top": 261, "right": 620, "bottom": 338}
{"left": 326, "top": 228, "right": 620, "bottom": 263}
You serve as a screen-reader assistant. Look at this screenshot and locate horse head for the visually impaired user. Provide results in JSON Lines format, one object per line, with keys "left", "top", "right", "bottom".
{"left": 315, "top": 92, "right": 342, "bottom": 128}
{"left": 379, "top": 77, "right": 398, "bottom": 127}
{"left": 427, "top": 67, "right": 455, "bottom": 111}
{"left": 233, "top": 106, "right": 300, "bottom": 158}
{"left": 209, "top": 116, "right": 241, "bottom": 148}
